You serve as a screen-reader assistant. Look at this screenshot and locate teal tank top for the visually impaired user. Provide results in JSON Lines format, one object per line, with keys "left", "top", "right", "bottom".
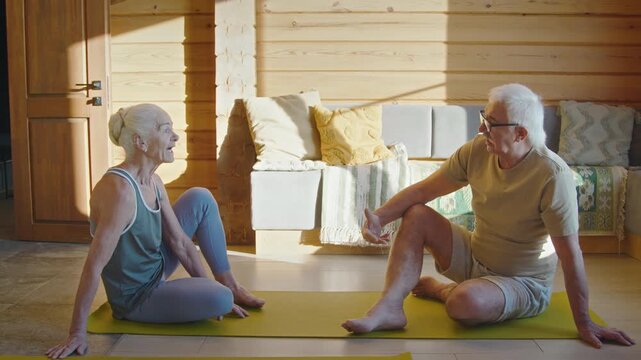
{"left": 93, "top": 167, "right": 164, "bottom": 319}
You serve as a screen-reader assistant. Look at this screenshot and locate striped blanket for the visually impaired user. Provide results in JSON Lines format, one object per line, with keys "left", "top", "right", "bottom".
{"left": 320, "top": 143, "right": 410, "bottom": 246}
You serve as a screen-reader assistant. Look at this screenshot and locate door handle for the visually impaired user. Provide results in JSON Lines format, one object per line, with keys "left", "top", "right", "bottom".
{"left": 75, "top": 80, "right": 102, "bottom": 90}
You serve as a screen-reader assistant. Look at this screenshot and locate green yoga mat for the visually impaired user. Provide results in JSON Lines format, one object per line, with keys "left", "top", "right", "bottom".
{"left": 87, "top": 291, "right": 605, "bottom": 339}
{"left": 0, "top": 354, "right": 411, "bottom": 360}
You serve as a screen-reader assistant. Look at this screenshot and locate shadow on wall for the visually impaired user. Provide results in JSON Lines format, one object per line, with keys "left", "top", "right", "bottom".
{"left": 216, "top": 100, "right": 256, "bottom": 245}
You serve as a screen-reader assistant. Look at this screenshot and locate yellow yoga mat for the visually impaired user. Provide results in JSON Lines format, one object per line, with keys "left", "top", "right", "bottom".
{"left": 87, "top": 291, "right": 605, "bottom": 339}
{"left": 0, "top": 354, "right": 411, "bottom": 360}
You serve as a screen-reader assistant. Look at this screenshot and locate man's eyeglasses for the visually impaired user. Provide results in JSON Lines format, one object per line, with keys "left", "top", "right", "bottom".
{"left": 479, "top": 110, "right": 519, "bottom": 132}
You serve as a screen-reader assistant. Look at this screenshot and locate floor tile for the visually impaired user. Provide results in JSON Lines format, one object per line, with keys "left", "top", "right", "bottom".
{"left": 456, "top": 352, "right": 640, "bottom": 360}
{"left": 0, "top": 252, "right": 85, "bottom": 278}
{"left": 0, "top": 304, "right": 73, "bottom": 344}
{"left": 409, "top": 354, "right": 455, "bottom": 360}
{"left": 0, "top": 334, "right": 119, "bottom": 357}
{"left": 87, "top": 334, "right": 121, "bottom": 356}
{"left": 109, "top": 334, "right": 205, "bottom": 356}
{"left": 0, "top": 239, "right": 38, "bottom": 260}
{"left": 18, "top": 276, "right": 81, "bottom": 305}
{"left": 196, "top": 337, "right": 541, "bottom": 357}
{"left": 0, "top": 338, "right": 56, "bottom": 356}
{"left": 0, "top": 276, "right": 50, "bottom": 303}
{"left": 406, "top": 339, "right": 541, "bottom": 354}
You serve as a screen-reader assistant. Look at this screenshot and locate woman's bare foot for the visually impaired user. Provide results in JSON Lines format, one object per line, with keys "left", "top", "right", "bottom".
{"left": 215, "top": 271, "right": 265, "bottom": 308}
{"left": 231, "top": 285, "right": 265, "bottom": 308}
{"left": 341, "top": 300, "right": 407, "bottom": 334}
{"left": 411, "top": 276, "right": 456, "bottom": 302}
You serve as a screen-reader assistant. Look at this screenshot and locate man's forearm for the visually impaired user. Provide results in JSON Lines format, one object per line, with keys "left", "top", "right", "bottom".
{"left": 375, "top": 185, "right": 427, "bottom": 225}
{"left": 375, "top": 170, "right": 463, "bottom": 226}
{"left": 560, "top": 253, "right": 592, "bottom": 327}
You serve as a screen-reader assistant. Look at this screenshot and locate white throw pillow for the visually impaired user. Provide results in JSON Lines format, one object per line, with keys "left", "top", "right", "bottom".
{"left": 557, "top": 100, "right": 635, "bottom": 166}
{"left": 243, "top": 91, "right": 322, "bottom": 162}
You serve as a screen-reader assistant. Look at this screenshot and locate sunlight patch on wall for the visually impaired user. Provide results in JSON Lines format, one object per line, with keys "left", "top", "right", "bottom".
{"left": 156, "top": 160, "right": 188, "bottom": 184}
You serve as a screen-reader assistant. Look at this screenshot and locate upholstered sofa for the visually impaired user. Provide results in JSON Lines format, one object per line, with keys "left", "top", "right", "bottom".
{"left": 250, "top": 103, "right": 640, "bottom": 248}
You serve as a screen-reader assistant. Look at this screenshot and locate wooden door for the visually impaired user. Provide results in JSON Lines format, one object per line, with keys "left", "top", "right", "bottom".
{"left": 6, "top": 0, "right": 110, "bottom": 242}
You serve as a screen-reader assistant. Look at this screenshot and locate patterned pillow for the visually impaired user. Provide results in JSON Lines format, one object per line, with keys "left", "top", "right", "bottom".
{"left": 557, "top": 100, "right": 635, "bottom": 166}
{"left": 312, "top": 105, "right": 393, "bottom": 165}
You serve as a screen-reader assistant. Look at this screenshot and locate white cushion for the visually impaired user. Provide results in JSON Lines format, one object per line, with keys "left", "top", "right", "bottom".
{"left": 382, "top": 105, "right": 432, "bottom": 158}
{"left": 251, "top": 170, "right": 322, "bottom": 230}
{"left": 244, "top": 91, "right": 322, "bottom": 162}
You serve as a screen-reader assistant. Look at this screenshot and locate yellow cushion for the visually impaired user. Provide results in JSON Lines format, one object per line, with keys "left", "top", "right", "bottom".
{"left": 313, "top": 105, "right": 393, "bottom": 165}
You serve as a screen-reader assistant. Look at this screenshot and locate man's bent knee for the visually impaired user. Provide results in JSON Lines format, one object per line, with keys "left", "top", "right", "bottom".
{"left": 403, "top": 204, "right": 435, "bottom": 222}
{"left": 402, "top": 205, "right": 443, "bottom": 233}
{"left": 445, "top": 286, "right": 502, "bottom": 325}
{"left": 402, "top": 204, "right": 452, "bottom": 263}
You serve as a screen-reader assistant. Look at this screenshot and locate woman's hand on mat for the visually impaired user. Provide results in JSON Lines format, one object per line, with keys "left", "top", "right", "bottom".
{"left": 578, "top": 320, "right": 636, "bottom": 348}
{"left": 216, "top": 304, "right": 249, "bottom": 320}
{"left": 362, "top": 208, "right": 389, "bottom": 245}
{"left": 231, "top": 303, "right": 250, "bottom": 318}
{"left": 45, "top": 332, "right": 87, "bottom": 359}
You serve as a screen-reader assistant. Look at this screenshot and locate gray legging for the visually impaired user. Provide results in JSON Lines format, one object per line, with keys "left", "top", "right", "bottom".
{"left": 124, "top": 187, "right": 234, "bottom": 323}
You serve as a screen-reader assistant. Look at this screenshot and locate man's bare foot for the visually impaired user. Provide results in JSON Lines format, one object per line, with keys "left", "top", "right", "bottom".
{"left": 411, "top": 276, "right": 456, "bottom": 302}
{"left": 341, "top": 301, "right": 407, "bottom": 334}
{"left": 231, "top": 285, "right": 265, "bottom": 308}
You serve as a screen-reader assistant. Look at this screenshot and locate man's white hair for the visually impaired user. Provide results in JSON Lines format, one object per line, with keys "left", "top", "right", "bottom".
{"left": 108, "top": 103, "right": 166, "bottom": 158}
{"left": 488, "top": 83, "right": 546, "bottom": 147}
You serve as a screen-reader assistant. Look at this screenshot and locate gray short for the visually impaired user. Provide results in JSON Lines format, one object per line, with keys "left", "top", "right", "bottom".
{"left": 436, "top": 223, "right": 554, "bottom": 322}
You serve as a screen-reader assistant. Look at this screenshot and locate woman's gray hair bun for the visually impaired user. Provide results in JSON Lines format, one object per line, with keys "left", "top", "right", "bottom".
{"left": 108, "top": 107, "right": 128, "bottom": 146}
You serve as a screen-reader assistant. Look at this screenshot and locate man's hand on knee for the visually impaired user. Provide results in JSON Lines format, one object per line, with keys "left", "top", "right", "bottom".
{"left": 362, "top": 209, "right": 389, "bottom": 245}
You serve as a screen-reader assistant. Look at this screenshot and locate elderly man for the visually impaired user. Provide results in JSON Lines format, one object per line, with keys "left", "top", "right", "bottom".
{"left": 341, "top": 84, "right": 634, "bottom": 348}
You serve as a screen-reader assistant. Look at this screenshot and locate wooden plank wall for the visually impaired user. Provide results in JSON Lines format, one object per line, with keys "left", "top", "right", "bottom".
{"left": 109, "top": 1, "right": 217, "bottom": 212}
{"left": 256, "top": 0, "right": 641, "bottom": 105}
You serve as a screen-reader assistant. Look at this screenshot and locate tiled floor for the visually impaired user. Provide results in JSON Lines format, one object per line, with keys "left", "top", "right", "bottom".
{"left": 0, "top": 198, "right": 640, "bottom": 359}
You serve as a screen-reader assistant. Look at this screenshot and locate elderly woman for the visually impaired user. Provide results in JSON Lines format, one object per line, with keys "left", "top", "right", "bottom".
{"left": 47, "top": 104, "right": 265, "bottom": 359}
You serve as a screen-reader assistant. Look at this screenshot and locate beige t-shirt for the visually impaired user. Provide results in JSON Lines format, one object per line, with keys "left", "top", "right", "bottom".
{"left": 441, "top": 135, "right": 579, "bottom": 277}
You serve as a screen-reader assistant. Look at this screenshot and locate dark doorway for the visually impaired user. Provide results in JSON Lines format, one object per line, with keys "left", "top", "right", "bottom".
{"left": 1, "top": 0, "right": 9, "bottom": 134}
{"left": 1, "top": 0, "right": 13, "bottom": 199}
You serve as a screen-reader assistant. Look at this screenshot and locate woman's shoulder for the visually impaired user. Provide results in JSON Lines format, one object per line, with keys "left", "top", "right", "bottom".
{"left": 99, "top": 170, "right": 134, "bottom": 190}
{"left": 92, "top": 171, "right": 136, "bottom": 207}
{"left": 89, "top": 171, "right": 138, "bottom": 230}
